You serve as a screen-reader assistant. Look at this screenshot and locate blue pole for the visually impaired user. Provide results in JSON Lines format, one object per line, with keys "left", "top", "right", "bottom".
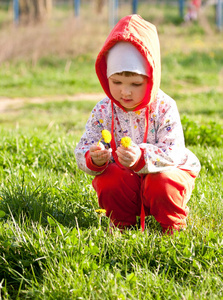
{"left": 74, "top": 0, "right": 80, "bottom": 17}
{"left": 179, "top": 0, "right": 184, "bottom": 19}
{"left": 132, "top": 0, "right": 138, "bottom": 14}
{"left": 13, "top": 0, "right": 19, "bottom": 25}
{"left": 216, "top": 0, "right": 223, "bottom": 30}
{"left": 109, "top": 0, "right": 118, "bottom": 28}
{"left": 115, "top": 0, "right": 118, "bottom": 24}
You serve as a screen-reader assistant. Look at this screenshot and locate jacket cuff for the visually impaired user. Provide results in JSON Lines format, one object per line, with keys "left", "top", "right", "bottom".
{"left": 85, "top": 150, "right": 108, "bottom": 172}
{"left": 130, "top": 148, "right": 146, "bottom": 172}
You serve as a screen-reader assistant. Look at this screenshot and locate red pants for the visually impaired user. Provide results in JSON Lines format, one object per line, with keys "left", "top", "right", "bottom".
{"left": 92, "top": 163, "right": 196, "bottom": 232}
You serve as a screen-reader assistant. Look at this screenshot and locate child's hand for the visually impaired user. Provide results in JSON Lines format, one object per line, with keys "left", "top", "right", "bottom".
{"left": 90, "top": 143, "right": 112, "bottom": 166}
{"left": 116, "top": 143, "right": 141, "bottom": 168}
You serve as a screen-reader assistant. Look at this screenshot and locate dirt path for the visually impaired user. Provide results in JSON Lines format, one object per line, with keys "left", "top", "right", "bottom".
{"left": 0, "top": 93, "right": 105, "bottom": 113}
{"left": 1, "top": 85, "right": 222, "bottom": 113}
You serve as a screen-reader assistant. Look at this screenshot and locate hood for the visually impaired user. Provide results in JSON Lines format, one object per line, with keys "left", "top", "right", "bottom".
{"left": 95, "top": 14, "right": 161, "bottom": 111}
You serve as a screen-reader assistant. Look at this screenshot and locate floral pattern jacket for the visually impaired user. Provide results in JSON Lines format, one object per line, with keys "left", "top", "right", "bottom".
{"left": 75, "top": 89, "right": 201, "bottom": 176}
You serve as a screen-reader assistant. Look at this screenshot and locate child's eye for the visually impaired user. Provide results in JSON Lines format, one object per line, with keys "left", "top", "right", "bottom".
{"left": 132, "top": 83, "right": 142, "bottom": 87}
{"left": 112, "top": 81, "right": 121, "bottom": 85}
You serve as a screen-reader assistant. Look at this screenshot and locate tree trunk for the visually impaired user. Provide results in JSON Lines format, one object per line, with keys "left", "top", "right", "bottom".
{"left": 19, "top": 0, "right": 52, "bottom": 23}
{"left": 96, "top": 0, "right": 104, "bottom": 14}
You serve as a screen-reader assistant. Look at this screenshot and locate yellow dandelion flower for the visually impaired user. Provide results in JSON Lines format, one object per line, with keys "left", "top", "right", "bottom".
{"left": 102, "top": 130, "right": 112, "bottom": 143}
{"left": 95, "top": 209, "right": 107, "bottom": 228}
{"left": 97, "top": 129, "right": 112, "bottom": 145}
{"left": 121, "top": 136, "right": 132, "bottom": 148}
{"left": 95, "top": 209, "right": 106, "bottom": 219}
{"left": 95, "top": 209, "right": 106, "bottom": 215}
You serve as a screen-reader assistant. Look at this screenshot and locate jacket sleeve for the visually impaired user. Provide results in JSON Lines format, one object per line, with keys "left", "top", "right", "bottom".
{"left": 136, "top": 100, "right": 201, "bottom": 174}
{"left": 75, "top": 98, "right": 112, "bottom": 176}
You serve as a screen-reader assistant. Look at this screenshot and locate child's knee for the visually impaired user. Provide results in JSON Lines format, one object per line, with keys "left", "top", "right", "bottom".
{"left": 143, "top": 170, "right": 193, "bottom": 198}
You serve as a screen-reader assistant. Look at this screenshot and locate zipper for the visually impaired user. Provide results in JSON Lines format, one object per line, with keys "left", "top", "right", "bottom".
{"left": 129, "top": 112, "right": 135, "bottom": 142}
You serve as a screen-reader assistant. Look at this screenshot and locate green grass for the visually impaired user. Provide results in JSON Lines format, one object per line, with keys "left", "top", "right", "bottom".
{"left": 0, "top": 56, "right": 101, "bottom": 98}
{"left": 0, "top": 97, "right": 222, "bottom": 299}
{"left": 0, "top": 3, "right": 223, "bottom": 299}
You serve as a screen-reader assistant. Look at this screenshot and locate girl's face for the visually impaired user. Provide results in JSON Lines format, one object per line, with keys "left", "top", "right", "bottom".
{"left": 108, "top": 74, "right": 148, "bottom": 111}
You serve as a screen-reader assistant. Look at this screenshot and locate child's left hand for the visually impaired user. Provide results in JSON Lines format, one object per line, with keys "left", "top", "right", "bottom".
{"left": 116, "top": 143, "right": 141, "bottom": 168}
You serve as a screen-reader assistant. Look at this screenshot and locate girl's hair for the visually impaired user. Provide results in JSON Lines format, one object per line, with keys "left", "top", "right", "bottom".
{"left": 115, "top": 71, "right": 145, "bottom": 77}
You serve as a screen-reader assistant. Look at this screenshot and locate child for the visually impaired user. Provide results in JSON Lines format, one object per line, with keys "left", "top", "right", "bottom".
{"left": 185, "top": 0, "right": 201, "bottom": 22}
{"left": 75, "top": 15, "right": 201, "bottom": 233}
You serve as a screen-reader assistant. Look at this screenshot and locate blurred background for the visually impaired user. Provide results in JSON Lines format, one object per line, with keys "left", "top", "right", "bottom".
{"left": 0, "top": 0, "right": 222, "bottom": 100}
{"left": 0, "top": 0, "right": 221, "bottom": 64}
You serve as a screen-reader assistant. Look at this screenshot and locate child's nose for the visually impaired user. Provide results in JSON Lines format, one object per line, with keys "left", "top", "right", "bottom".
{"left": 121, "top": 87, "right": 131, "bottom": 97}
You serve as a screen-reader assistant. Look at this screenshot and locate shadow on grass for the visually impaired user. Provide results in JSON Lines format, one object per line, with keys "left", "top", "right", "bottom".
{"left": 0, "top": 179, "right": 98, "bottom": 230}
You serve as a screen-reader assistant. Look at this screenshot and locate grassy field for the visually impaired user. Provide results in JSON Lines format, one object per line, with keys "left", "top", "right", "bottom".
{"left": 0, "top": 2, "right": 223, "bottom": 299}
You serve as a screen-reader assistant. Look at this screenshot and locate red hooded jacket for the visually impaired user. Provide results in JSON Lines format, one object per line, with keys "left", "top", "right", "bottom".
{"left": 95, "top": 14, "right": 161, "bottom": 111}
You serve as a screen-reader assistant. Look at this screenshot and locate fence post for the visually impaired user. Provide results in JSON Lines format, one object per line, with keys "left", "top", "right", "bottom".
{"left": 216, "top": 0, "right": 223, "bottom": 30}
{"left": 179, "top": 0, "right": 184, "bottom": 19}
{"left": 74, "top": 0, "right": 80, "bottom": 17}
{"left": 13, "top": 0, "right": 19, "bottom": 25}
{"left": 108, "top": 0, "right": 118, "bottom": 28}
{"left": 132, "top": 0, "right": 138, "bottom": 14}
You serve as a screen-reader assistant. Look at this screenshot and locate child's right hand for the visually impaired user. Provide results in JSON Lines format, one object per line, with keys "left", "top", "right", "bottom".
{"left": 89, "top": 143, "right": 112, "bottom": 166}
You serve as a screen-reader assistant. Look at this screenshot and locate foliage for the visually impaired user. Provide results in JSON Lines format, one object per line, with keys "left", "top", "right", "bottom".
{"left": 182, "top": 115, "right": 223, "bottom": 147}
